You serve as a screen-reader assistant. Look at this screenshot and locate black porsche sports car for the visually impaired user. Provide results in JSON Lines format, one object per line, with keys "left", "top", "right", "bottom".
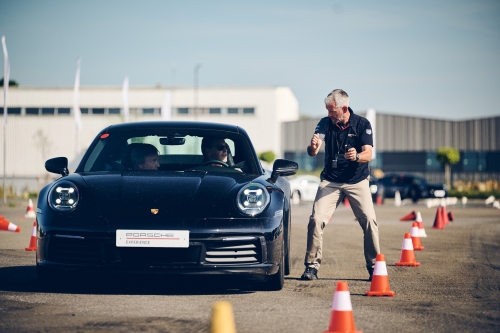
{"left": 36, "top": 121, "right": 298, "bottom": 290}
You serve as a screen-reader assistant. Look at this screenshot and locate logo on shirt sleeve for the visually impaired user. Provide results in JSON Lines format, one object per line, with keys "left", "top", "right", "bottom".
{"left": 366, "top": 129, "right": 372, "bottom": 135}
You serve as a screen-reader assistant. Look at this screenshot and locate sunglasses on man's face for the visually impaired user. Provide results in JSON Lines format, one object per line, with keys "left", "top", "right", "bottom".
{"left": 210, "top": 145, "right": 230, "bottom": 151}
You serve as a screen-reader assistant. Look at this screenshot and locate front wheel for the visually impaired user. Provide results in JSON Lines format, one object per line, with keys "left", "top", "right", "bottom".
{"left": 264, "top": 240, "right": 285, "bottom": 291}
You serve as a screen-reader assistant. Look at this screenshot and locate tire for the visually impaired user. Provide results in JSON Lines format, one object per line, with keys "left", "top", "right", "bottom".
{"left": 410, "top": 189, "right": 419, "bottom": 203}
{"left": 291, "top": 191, "right": 300, "bottom": 205}
{"left": 265, "top": 239, "right": 285, "bottom": 291}
{"left": 284, "top": 209, "right": 291, "bottom": 276}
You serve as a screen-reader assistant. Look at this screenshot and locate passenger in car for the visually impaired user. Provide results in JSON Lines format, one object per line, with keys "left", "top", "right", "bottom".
{"left": 130, "top": 144, "right": 160, "bottom": 170}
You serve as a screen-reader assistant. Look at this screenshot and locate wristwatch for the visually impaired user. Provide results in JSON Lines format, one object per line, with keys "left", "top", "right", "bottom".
{"left": 355, "top": 154, "right": 360, "bottom": 162}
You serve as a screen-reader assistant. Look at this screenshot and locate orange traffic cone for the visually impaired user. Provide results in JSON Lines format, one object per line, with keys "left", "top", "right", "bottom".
{"left": 448, "top": 211, "right": 454, "bottom": 222}
{"left": 410, "top": 222, "right": 424, "bottom": 251}
{"left": 441, "top": 204, "right": 450, "bottom": 225}
{"left": 323, "top": 281, "right": 362, "bottom": 333}
{"left": 395, "top": 233, "right": 420, "bottom": 267}
{"left": 432, "top": 206, "right": 445, "bottom": 230}
{"left": 366, "top": 254, "right": 395, "bottom": 297}
{"left": 375, "top": 195, "right": 383, "bottom": 206}
{"left": 415, "top": 211, "right": 427, "bottom": 237}
{"left": 343, "top": 197, "right": 350, "bottom": 207}
{"left": 400, "top": 210, "right": 416, "bottom": 221}
{"left": 0, "top": 217, "right": 21, "bottom": 232}
{"left": 25, "top": 222, "right": 37, "bottom": 251}
{"left": 25, "top": 199, "right": 36, "bottom": 218}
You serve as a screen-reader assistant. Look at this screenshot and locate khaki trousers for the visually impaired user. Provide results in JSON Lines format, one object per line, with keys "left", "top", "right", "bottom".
{"left": 304, "top": 177, "right": 380, "bottom": 270}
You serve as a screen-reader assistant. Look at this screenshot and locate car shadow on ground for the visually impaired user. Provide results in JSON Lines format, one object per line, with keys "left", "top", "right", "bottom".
{"left": 0, "top": 265, "right": 263, "bottom": 295}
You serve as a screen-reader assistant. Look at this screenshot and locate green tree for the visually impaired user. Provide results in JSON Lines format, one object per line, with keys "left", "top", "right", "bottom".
{"left": 0, "top": 78, "right": 19, "bottom": 86}
{"left": 258, "top": 151, "right": 276, "bottom": 163}
{"left": 436, "top": 146, "right": 460, "bottom": 189}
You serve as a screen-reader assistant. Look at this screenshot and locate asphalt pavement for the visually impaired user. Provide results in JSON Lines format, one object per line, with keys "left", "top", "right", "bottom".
{"left": 0, "top": 198, "right": 499, "bottom": 332}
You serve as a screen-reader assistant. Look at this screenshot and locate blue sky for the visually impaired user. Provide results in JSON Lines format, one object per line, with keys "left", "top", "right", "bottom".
{"left": 1, "top": 0, "right": 499, "bottom": 119}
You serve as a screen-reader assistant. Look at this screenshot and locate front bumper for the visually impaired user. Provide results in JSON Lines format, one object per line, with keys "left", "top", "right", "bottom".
{"left": 37, "top": 232, "right": 281, "bottom": 278}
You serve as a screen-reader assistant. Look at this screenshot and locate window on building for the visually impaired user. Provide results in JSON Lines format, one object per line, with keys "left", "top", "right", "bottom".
{"left": 228, "top": 108, "right": 239, "bottom": 114}
{"left": 58, "top": 108, "right": 70, "bottom": 115}
{"left": 26, "top": 108, "right": 39, "bottom": 115}
{"left": 209, "top": 108, "right": 221, "bottom": 114}
{"left": 425, "top": 152, "right": 442, "bottom": 171}
{"left": 109, "top": 108, "right": 121, "bottom": 115}
{"left": 80, "top": 108, "right": 89, "bottom": 114}
{"left": 177, "top": 108, "right": 189, "bottom": 115}
{"left": 143, "top": 108, "right": 155, "bottom": 114}
{"left": 462, "top": 152, "right": 477, "bottom": 172}
{"left": 41, "top": 108, "right": 55, "bottom": 115}
{"left": 243, "top": 107, "right": 255, "bottom": 114}
{"left": 5, "top": 108, "right": 21, "bottom": 115}
{"left": 92, "top": 108, "right": 105, "bottom": 115}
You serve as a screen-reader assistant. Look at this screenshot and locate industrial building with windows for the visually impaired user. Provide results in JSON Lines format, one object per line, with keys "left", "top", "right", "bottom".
{"left": 282, "top": 113, "right": 500, "bottom": 183}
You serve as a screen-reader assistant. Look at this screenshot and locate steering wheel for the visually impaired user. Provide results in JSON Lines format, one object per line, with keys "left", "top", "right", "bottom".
{"left": 200, "top": 160, "right": 229, "bottom": 167}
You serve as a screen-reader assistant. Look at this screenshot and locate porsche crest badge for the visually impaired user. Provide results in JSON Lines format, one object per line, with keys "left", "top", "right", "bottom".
{"left": 150, "top": 209, "right": 159, "bottom": 215}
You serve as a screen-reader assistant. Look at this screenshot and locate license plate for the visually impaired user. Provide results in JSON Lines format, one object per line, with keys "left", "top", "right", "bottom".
{"left": 116, "top": 229, "right": 189, "bottom": 248}
{"left": 434, "top": 190, "right": 445, "bottom": 198}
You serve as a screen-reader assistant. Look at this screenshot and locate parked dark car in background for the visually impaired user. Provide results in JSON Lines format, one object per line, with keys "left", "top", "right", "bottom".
{"left": 376, "top": 173, "right": 448, "bottom": 203}
{"left": 36, "top": 121, "right": 298, "bottom": 291}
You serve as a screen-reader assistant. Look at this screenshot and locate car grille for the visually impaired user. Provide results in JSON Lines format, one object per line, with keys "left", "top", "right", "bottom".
{"left": 203, "top": 239, "right": 262, "bottom": 264}
{"left": 47, "top": 235, "right": 263, "bottom": 266}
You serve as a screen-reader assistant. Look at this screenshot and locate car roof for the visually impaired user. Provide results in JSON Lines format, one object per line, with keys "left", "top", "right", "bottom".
{"left": 101, "top": 121, "right": 243, "bottom": 134}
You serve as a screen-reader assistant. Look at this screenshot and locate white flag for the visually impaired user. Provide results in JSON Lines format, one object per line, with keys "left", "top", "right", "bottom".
{"left": 2, "top": 36, "right": 10, "bottom": 126}
{"left": 161, "top": 90, "right": 172, "bottom": 120}
{"left": 365, "top": 108, "right": 376, "bottom": 160}
{"left": 73, "top": 57, "right": 82, "bottom": 132}
{"left": 122, "top": 77, "right": 129, "bottom": 122}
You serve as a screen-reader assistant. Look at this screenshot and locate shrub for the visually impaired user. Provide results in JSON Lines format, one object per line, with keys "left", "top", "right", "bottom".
{"left": 258, "top": 151, "right": 276, "bottom": 163}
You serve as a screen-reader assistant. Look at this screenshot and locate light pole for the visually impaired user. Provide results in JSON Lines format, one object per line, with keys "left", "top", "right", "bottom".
{"left": 194, "top": 63, "right": 201, "bottom": 121}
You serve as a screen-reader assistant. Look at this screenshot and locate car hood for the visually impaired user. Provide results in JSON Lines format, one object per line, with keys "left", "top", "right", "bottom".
{"left": 80, "top": 171, "right": 259, "bottom": 228}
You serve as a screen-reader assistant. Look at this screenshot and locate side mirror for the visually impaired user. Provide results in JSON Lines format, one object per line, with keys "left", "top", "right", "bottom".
{"left": 269, "top": 159, "right": 298, "bottom": 184}
{"left": 45, "top": 157, "right": 69, "bottom": 176}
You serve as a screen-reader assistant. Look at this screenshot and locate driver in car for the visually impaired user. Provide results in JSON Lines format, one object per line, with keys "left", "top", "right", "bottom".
{"left": 201, "top": 137, "right": 230, "bottom": 167}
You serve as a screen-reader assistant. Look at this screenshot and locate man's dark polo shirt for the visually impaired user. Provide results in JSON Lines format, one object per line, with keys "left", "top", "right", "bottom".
{"left": 313, "top": 108, "right": 373, "bottom": 184}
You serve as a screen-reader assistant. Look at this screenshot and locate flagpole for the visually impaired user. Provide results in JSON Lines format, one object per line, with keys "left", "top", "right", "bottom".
{"left": 2, "top": 36, "right": 9, "bottom": 204}
{"left": 73, "top": 57, "right": 82, "bottom": 158}
{"left": 3, "top": 126, "right": 5, "bottom": 204}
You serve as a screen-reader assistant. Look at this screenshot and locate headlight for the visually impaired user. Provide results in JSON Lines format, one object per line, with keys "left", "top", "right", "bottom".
{"left": 236, "top": 183, "right": 270, "bottom": 216}
{"left": 48, "top": 181, "right": 80, "bottom": 212}
{"left": 369, "top": 184, "right": 378, "bottom": 194}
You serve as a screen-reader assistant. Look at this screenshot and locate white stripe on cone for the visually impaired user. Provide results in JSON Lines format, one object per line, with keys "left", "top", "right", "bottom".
{"left": 31, "top": 224, "right": 36, "bottom": 236}
{"left": 415, "top": 211, "right": 422, "bottom": 222}
{"left": 373, "top": 260, "right": 388, "bottom": 276}
{"left": 401, "top": 238, "right": 414, "bottom": 250}
{"left": 410, "top": 225, "right": 419, "bottom": 237}
{"left": 8, "top": 222, "right": 17, "bottom": 232}
{"left": 332, "top": 291, "right": 353, "bottom": 311}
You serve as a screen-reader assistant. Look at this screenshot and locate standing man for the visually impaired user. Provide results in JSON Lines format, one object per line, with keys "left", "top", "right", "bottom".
{"left": 300, "top": 89, "right": 380, "bottom": 281}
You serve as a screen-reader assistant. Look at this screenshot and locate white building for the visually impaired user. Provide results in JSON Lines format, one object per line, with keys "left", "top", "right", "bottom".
{"left": 0, "top": 86, "right": 299, "bottom": 193}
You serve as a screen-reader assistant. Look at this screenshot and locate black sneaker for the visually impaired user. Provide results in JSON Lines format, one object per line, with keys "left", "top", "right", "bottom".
{"left": 367, "top": 267, "right": 374, "bottom": 282}
{"left": 300, "top": 267, "right": 318, "bottom": 280}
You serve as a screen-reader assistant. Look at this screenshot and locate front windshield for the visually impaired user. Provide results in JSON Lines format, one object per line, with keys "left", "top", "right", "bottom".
{"left": 79, "top": 127, "right": 259, "bottom": 174}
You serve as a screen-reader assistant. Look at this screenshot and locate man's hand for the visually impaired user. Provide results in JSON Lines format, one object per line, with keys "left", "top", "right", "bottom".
{"left": 345, "top": 147, "right": 357, "bottom": 161}
{"left": 307, "top": 134, "right": 322, "bottom": 156}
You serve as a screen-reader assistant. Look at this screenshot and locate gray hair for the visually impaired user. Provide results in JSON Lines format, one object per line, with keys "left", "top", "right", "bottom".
{"left": 324, "top": 89, "right": 349, "bottom": 108}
